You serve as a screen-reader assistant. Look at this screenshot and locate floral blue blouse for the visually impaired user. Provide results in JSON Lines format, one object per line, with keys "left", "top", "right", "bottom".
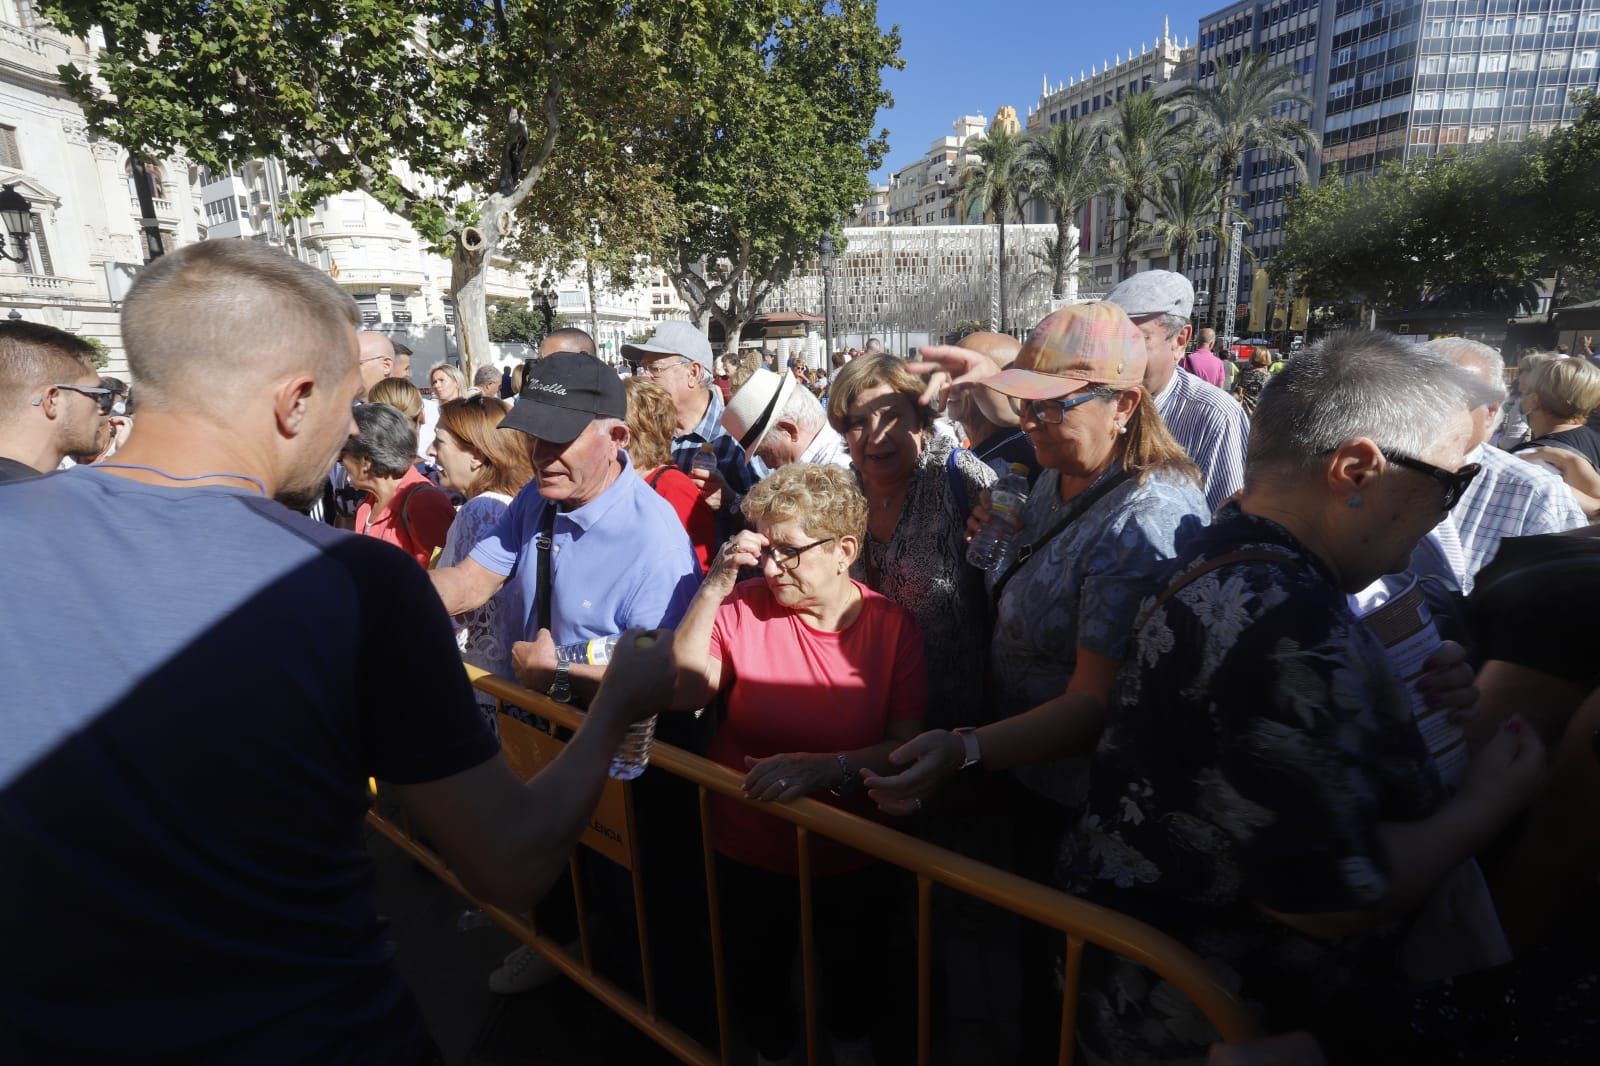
{"left": 1061, "top": 505, "right": 1446, "bottom": 1062}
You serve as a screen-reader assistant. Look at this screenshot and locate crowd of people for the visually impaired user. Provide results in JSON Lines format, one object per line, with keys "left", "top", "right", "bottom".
{"left": 4, "top": 239, "right": 1600, "bottom": 1066}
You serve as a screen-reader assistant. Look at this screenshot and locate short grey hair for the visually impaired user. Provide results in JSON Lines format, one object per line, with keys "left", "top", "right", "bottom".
{"left": 344, "top": 403, "right": 419, "bottom": 478}
{"left": 1248, "top": 331, "right": 1501, "bottom": 482}
{"left": 473, "top": 364, "right": 502, "bottom": 388}
{"left": 1423, "top": 337, "right": 1507, "bottom": 404}
{"left": 1156, "top": 313, "right": 1190, "bottom": 338}
{"left": 778, "top": 380, "right": 827, "bottom": 433}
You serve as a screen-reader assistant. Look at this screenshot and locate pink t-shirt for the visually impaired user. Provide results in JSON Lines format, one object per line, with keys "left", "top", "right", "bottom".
{"left": 707, "top": 578, "right": 927, "bottom": 875}
{"left": 1180, "top": 346, "right": 1228, "bottom": 388}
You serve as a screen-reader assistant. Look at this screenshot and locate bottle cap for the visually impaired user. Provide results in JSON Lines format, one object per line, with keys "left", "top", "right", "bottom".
{"left": 1008, "top": 463, "right": 1029, "bottom": 476}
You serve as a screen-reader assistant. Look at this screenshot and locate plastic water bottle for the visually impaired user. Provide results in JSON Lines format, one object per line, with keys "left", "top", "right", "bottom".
{"left": 691, "top": 442, "right": 718, "bottom": 475}
{"left": 966, "top": 463, "right": 1031, "bottom": 570}
{"left": 554, "top": 635, "right": 658, "bottom": 781}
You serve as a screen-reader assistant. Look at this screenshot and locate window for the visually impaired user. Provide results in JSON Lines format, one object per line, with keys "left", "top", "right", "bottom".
{"left": 1587, "top": 14, "right": 1600, "bottom": 33}
{"left": 1411, "top": 125, "right": 1436, "bottom": 145}
{"left": 1542, "top": 86, "right": 1561, "bottom": 104}
{"left": 1416, "top": 90, "right": 1443, "bottom": 109}
{"left": 1448, "top": 54, "right": 1477, "bottom": 73}
{"left": 1544, "top": 50, "right": 1570, "bottom": 68}
{"left": 354, "top": 295, "right": 380, "bottom": 325}
{"left": 1419, "top": 55, "right": 1446, "bottom": 74}
{"left": 1426, "top": 18, "right": 1447, "bottom": 37}
{"left": 1457, "top": 18, "right": 1480, "bottom": 36}
{"left": 390, "top": 293, "right": 411, "bottom": 326}
{"left": 1444, "top": 90, "right": 1471, "bottom": 109}
{"left": 1481, "top": 53, "right": 1508, "bottom": 73}
{"left": 1440, "top": 125, "right": 1465, "bottom": 144}
{"left": 1578, "top": 51, "right": 1598, "bottom": 68}
{"left": 1487, "top": 16, "right": 1510, "bottom": 36}
{"left": 1511, "top": 89, "right": 1529, "bottom": 105}
{"left": 1476, "top": 89, "right": 1503, "bottom": 108}
{"left": 1520, "top": 15, "right": 1542, "bottom": 35}
{"left": 1512, "top": 52, "right": 1537, "bottom": 70}
{"left": 1502, "top": 124, "right": 1525, "bottom": 141}
{"left": 1469, "top": 125, "right": 1496, "bottom": 142}
{"left": 0, "top": 125, "right": 19, "bottom": 169}
{"left": 1552, "top": 14, "right": 1572, "bottom": 33}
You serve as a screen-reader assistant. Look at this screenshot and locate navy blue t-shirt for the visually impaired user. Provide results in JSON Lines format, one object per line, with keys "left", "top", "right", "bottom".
{"left": 0, "top": 468, "right": 498, "bottom": 1063}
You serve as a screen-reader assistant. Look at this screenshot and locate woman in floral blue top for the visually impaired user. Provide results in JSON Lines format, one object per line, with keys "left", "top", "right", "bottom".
{"left": 1061, "top": 333, "right": 1546, "bottom": 1062}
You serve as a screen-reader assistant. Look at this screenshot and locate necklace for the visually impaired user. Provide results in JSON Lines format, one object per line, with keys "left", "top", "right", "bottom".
{"left": 95, "top": 462, "right": 268, "bottom": 497}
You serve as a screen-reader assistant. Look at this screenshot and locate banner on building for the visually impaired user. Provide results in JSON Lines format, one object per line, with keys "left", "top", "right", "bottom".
{"left": 1248, "top": 269, "right": 1269, "bottom": 333}
{"left": 1270, "top": 285, "right": 1288, "bottom": 331}
{"left": 1290, "top": 296, "right": 1311, "bottom": 332}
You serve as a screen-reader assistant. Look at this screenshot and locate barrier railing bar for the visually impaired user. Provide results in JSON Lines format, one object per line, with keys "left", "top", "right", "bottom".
{"left": 470, "top": 670, "right": 1255, "bottom": 1043}
{"left": 796, "top": 827, "right": 820, "bottom": 1066}
{"left": 570, "top": 854, "right": 595, "bottom": 974}
{"left": 1059, "top": 936, "right": 1085, "bottom": 1066}
{"left": 365, "top": 809, "right": 719, "bottom": 1066}
{"left": 916, "top": 875, "right": 932, "bottom": 1066}
{"left": 698, "top": 785, "right": 733, "bottom": 1066}
{"left": 626, "top": 785, "right": 658, "bottom": 1019}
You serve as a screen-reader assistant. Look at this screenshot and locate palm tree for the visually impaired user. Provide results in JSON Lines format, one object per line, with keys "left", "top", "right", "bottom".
{"left": 958, "top": 124, "right": 1028, "bottom": 332}
{"left": 1174, "top": 50, "right": 1318, "bottom": 324}
{"left": 1132, "top": 153, "right": 1235, "bottom": 278}
{"left": 1102, "top": 92, "right": 1190, "bottom": 282}
{"left": 1016, "top": 121, "right": 1103, "bottom": 301}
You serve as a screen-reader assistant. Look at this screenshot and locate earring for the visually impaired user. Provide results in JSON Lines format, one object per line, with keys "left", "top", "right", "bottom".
{"left": 1117, "top": 424, "right": 1129, "bottom": 435}
{"left": 1347, "top": 496, "right": 1362, "bottom": 508}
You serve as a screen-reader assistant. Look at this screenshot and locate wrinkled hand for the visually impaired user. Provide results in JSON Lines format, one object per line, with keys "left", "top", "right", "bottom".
{"left": 710, "top": 529, "right": 769, "bottom": 586}
{"left": 511, "top": 628, "right": 559, "bottom": 690}
{"left": 591, "top": 629, "right": 679, "bottom": 730}
{"left": 965, "top": 498, "right": 993, "bottom": 542}
{"left": 860, "top": 730, "right": 964, "bottom": 816}
{"left": 688, "top": 465, "right": 726, "bottom": 511}
{"left": 741, "top": 753, "right": 839, "bottom": 803}
{"left": 1460, "top": 715, "right": 1547, "bottom": 825}
{"left": 906, "top": 344, "right": 1000, "bottom": 409}
{"left": 1416, "top": 640, "right": 1478, "bottom": 724}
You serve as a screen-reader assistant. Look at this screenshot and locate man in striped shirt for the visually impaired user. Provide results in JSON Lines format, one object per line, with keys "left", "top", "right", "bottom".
{"left": 1106, "top": 271, "right": 1250, "bottom": 513}
{"left": 1426, "top": 337, "right": 1587, "bottom": 591}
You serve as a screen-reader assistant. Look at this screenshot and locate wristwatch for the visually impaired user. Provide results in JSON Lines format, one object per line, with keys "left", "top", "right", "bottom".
{"left": 832, "top": 753, "right": 860, "bottom": 797}
{"left": 952, "top": 727, "right": 983, "bottom": 770}
{"left": 548, "top": 661, "right": 572, "bottom": 704}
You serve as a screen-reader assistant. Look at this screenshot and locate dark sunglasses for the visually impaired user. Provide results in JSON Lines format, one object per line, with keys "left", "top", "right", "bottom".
{"left": 1381, "top": 449, "right": 1481, "bottom": 512}
{"left": 37, "top": 384, "right": 116, "bottom": 415}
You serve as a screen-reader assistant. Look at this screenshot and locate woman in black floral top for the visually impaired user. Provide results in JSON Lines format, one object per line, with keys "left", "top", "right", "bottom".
{"left": 1062, "top": 333, "right": 1546, "bottom": 1062}
{"left": 827, "top": 354, "right": 996, "bottom": 731}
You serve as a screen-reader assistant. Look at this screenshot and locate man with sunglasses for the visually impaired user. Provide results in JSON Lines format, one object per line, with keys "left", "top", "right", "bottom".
{"left": 0, "top": 320, "right": 109, "bottom": 482}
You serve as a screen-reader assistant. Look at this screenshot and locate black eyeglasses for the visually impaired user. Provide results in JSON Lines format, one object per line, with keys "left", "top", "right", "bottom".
{"left": 1382, "top": 449, "right": 1481, "bottom": 512}
{"left": 757, "top": 537, "right": 834, "bottom": 570}
{"left": 1008, "top": 391, "right": 1110, "bottom": 425}
{"left": 36, "top": 384, "right": 115, "bottom": 414}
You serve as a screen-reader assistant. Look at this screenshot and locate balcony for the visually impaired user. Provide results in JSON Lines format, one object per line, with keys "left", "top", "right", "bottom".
{"left": 0, "top": 21, "right": 71, "bottom": 66}
{"left": 129, "top": 196, "right": 180, "bottom": 224}
{"left": 9, "top": 273, "right": 68, "bottom": 293}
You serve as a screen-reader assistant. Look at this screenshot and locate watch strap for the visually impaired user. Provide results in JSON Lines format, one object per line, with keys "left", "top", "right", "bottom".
{"left": 548, "top": 660, "right": 572, "bottom": 703}
{"left": 953, "top": 727, "right": 982, "bottom": 770}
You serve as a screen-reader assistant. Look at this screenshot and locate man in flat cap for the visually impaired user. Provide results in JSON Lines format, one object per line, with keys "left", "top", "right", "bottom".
{"left": 1105, "top": 270, "right": 1249, "bottom": 512}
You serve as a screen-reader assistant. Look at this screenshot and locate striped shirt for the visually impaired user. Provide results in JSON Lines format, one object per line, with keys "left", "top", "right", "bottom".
{"left": 1448, "top": 442, "right": 1588, "bottom": 592}
{"left": 1152, "top": 367, "right": 1251, "bottom": 514}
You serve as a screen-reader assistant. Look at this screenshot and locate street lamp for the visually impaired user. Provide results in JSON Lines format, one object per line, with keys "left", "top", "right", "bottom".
{"left": 0, "top": 184, "right": 34, "bottom": 265}
{"left": 820, "top": 231, "right": 835, "bottom": 377}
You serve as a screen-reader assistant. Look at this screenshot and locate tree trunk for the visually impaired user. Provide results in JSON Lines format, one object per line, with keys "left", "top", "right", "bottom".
{"left": 1119, "top": 195, "right": 1135, "bottom": 281}
{"left": 1054, "top": 215, "right": 1072, "bottom": 300}
{"left": 1175, "top": 236, "right": 1190, "bottom": 283}
{"left": 998, "top": 216, "right": 1009, "bottom": 334}
{"left": 450, "top": 199, "right": 508, "bottom": 382}
{"left": 585, "top": 257, "right": 602, "bottom": 354}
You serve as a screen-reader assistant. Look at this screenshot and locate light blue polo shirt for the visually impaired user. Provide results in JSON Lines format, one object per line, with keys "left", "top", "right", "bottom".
{"left": 469, "top": 450, "right": 702, "bottom": 644}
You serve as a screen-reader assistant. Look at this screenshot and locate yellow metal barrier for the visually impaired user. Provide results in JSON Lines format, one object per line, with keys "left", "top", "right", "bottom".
{"left": 366, "top": 667, "right": 1262, "bottom": 1066}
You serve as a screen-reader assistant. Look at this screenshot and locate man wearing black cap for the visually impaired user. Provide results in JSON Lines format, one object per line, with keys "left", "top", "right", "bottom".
{"left": 431, "top": 352, "right": 702, "bottom": 704}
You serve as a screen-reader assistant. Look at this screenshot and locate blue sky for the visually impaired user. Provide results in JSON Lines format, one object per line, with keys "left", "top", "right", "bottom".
{"left": 869, "top": 1, "right": 1219, "bottom": 182}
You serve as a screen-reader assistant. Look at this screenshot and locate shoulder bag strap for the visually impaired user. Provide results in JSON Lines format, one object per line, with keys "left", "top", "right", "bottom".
{"left": 648, "top": 465, "right": 670, "bottom": 490}
{"left": 990, "top": 468, "right": 1133, "bottom": 603}
{"left": 1144, "top": 548, "right": 1299, "bottom": 619}
{"left": 535, "top": 501, "right": 556, "bottom": 633}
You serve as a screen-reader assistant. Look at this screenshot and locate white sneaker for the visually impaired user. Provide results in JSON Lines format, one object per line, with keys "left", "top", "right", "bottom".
{"left": 487, "top": 944, "right": 560, "bottom": 995}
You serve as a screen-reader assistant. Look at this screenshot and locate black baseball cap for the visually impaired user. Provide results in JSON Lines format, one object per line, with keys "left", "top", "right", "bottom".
{"left": 498, "top": 352, "right": 626, "bottom": 444}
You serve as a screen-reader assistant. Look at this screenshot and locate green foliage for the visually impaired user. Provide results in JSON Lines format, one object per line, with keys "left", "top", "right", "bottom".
{"left": 665, "top": 0, "right": 902, "bottom": 343}
{"left": 1133, "top": 155, "right": 1232, "bottom": 278}
{"left": 1277, "top": 124, "right": 1584, "bottom": 315}
{"left": 1016, "top": 121, "right": 1101, "bottom": 299}
{"left": 81, "top": 336, "right": 109, "bottom": 370}
{"left": 1100, "top": 92, "right": 1190, "bottom": 278}
{"left": 486, "top": 302, "right": 560, "bottom": 344}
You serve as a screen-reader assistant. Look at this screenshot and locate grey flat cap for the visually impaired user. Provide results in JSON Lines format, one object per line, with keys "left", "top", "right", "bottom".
{"left": 1104, "top": 270, "right": 1194, "bottom": 320}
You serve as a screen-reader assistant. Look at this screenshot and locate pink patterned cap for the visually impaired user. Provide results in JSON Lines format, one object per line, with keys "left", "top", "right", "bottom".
{"left": 984, "top": 302, "right": 1148, "bottom": 400}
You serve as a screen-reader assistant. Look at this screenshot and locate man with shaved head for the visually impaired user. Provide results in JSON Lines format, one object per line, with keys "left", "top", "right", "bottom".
{"left": 0, "top": 240, "right": 674, "bottom": 1060}
{"left": 0, "top": 320, "right": 108, "bottom": 481}
{"left": 356, "top": 330, "right": 395, "bottom": 395}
